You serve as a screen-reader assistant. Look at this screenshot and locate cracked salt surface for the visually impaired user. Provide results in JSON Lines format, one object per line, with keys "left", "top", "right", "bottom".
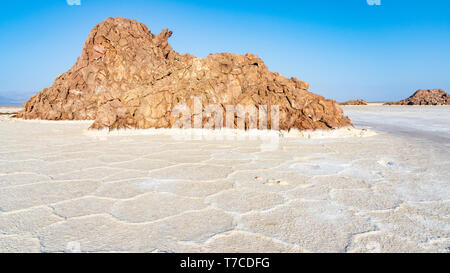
{"left": 0, "top": 106, "right": 449, "bottom": 252}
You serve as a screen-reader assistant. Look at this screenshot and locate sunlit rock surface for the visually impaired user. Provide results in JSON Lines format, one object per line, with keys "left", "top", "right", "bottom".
{"left": 17, "top": 17, "right": 351, "bottom": 131}
{"left": 385, "top": 89, "right": 449, "bottom": 105}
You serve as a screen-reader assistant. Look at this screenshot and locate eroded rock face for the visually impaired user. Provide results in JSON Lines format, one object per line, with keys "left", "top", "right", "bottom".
{"left": 17, "top": 17, "right": 352, "bottom": 130}
{"left": 340, "top": 100, "right": 368, "bottom": 106}
{"left": 385, "top": 89, "right": 450, "bottom": 105}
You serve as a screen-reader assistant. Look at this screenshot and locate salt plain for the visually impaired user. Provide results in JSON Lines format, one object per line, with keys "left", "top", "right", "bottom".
{"left": 0, "top": 106, "right": 448, "bottom": 253}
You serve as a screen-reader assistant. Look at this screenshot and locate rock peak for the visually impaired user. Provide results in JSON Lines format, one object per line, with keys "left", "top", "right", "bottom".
{"left": 17, "top": 17, "right": 351, "bottom": 130}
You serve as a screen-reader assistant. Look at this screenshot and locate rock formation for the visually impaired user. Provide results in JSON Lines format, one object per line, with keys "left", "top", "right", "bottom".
{"left": 385, "top": 89, "right": 449, "bottom": 105}
{"left": 17, "top": 17, "right": 352, "bottom": 130}
{"left": 340, "top": 99, "right": 368, "bottom": 106}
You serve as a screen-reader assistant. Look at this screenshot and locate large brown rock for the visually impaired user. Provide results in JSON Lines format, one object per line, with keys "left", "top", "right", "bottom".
{"left": 17, "top": 17, "right": 352, "bottom": 130}
{"left": 385, "top": 89, "right": 450, "bottom": 105}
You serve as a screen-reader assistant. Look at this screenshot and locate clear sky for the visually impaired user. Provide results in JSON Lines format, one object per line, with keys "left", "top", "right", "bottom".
{"left": 0, "top": 0, "right": 449, "bottom": 103}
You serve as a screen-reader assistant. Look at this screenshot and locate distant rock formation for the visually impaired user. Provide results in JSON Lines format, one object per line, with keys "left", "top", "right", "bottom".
{"left": 17, "top": 17, "right": 352, "bottom": 130}
{"left": 385, "top": 89, "right": 449, "bottom": 105}
{"left": 340, "top": 99, "right": 368, "bottom": 106}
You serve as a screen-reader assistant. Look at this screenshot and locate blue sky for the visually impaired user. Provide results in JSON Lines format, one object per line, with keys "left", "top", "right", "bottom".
{"left": 0, "top": 0, "right": 449, "bottom": 103}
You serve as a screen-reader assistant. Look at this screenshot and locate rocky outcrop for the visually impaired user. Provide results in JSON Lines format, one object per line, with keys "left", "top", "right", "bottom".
{"left": 17, "top": 17, "right": 352, "bottom": 130}
{"left": 340, "top": 99, "right": 368, "bottom": 106}
{"left": 385, "top": 89, "right": 449, "bottom": 105}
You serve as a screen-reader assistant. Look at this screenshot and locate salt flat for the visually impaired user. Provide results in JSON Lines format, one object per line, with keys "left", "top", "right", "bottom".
{"left": 0, "top": 106, "right": 449, "bottom": 253}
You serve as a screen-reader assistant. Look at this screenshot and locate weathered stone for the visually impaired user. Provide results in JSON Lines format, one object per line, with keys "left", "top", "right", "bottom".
{"left": 385, "top": 89, "right": 449, "bottom": 105}
{"left": 17, "top": 17, "right": 352, "bottom": 130}
{"left": 340, "top": 99, "right": 368, "bottom": 106}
